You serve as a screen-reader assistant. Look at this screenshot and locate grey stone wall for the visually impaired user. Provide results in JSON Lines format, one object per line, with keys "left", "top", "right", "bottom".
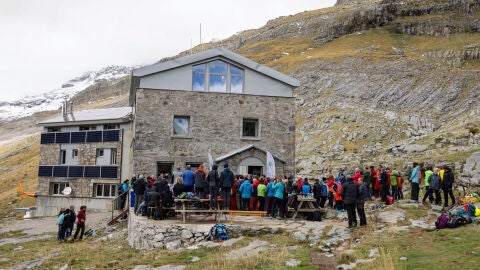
{"left": 133, "top": 89, "right": 295, "bottom": 175}
{"left": 218, "top": 147, "right": 286, "bottom": 177}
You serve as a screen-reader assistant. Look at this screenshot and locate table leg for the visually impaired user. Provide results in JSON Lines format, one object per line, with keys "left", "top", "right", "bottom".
{"left": 182, "top": 202, "right": 186, "bottom": 223}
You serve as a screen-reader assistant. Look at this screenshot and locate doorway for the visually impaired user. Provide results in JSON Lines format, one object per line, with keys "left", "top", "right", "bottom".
{"left": 157, "top": 162, "right": 174, "bottom": 178}
{"left": 248, "top": 166, "right": 263, "bottom": 176}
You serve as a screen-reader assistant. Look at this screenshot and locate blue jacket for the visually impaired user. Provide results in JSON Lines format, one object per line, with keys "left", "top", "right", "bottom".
{"left": 239, "top": 180, "right": 253, "bottom": 199}
{"left": 274, "top": 182, "right": 285, "bottom": 199}
{"left": 266, "top": 182, "right": 275, "bottom": 197}
{"left": 410, "top": 166, "right": 420, "bottom": 184}
{"left": 182, "top": 169, "right": 195, "bottom": 187}
{"left": 301, "top": 184, "right": 311, "bottom": 195}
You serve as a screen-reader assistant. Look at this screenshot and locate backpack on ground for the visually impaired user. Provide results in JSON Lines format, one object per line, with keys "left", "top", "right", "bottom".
{"left": 446, "top": 215, "right": 468, "bottom": 228}
{"left": 386, "top": 195, "right": 394, "bottom": 205}
{"left": 435, "top": 213, "right": 448, "bottom": 229}
{"left": 206, "top": 223, "right": 228, "bottom": 241}
{"left": 312, "top": 211, "right": 322, "bottom": 222}
{"left": 178, "top": 192, "right": 187, "bottom": 199}
{"left": 56, "top": 213, "right": 65, "bottom": 225}
{"left": 84, "top": 228, "right": 94, "bottom": 237}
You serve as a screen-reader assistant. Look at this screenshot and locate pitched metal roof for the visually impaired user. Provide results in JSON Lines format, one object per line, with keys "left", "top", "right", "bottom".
{"left": 215, "top": 144, "right": 286, "bottom": 163}
{"left": 132, "top": 47, "right": 300, "bottom": 87}
{"left": 38, "top": 107, "right": 133, "bottom": 127}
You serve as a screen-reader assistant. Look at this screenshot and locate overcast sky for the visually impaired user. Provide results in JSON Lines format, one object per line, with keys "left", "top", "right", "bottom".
{"left": 0, "top": 0, "right": 336, "bottom": 101}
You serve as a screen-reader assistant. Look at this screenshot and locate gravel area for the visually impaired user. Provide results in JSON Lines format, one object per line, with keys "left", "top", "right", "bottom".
{"left": 0, "top": 211, "right": 112, "bottom": 235}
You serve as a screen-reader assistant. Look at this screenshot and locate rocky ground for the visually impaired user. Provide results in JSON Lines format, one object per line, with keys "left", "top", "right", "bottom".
{"left": 3, "top": 189, "right": 472, "bottom": 270}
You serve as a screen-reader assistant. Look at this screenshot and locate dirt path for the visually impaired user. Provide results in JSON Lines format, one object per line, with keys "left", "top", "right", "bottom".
{"left": 0, "top": 211, "right": 112, "bottom": 235}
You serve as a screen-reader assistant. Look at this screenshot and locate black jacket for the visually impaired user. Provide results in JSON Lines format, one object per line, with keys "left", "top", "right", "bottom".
{"left": 147, "top": 191, "right": 160, "bottom": 206}
{"left": 194, "top": 170, "right": 207, "bottom": 188}
{"left": 207, "top": 169, "right": 219, "bottom": 188}
{"left": 341, "top": 180, "right": 359, "bottom": 204}
{"left": 219, "top": 168, "right": 235, "bottom": 188}
{"left": 133, "top": 178, "right": 147, "bottom": 195}
{"left": 312, "top": 182, "right": 323, "bottom": 199}
{"left": 172, "top": 183, "right": 185, "bottom": 197}
{"left": 356, "top": 184, "right": 368, "bottom": 204}
{"left": 379, "top": 171, "right": 388, "bottom": 186}
{"left": 443, "top": 169, "right": 454, "bottom": 188}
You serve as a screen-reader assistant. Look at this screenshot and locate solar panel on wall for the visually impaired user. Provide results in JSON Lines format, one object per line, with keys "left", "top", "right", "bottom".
{"left": 55, "top": 132, "right": 71, "bottom": 144}
{"left": 101, "top": 166, "right": 118, "bottom": 178}
{"left": 71, "top": 132, "right": 86, "bottom": 143}
{"left": 38, "top": 166, "right": 53, "bottom": 177}
{"left": 53, "top": 166, "right": 68, "bottom": 177}
{"left": 40, "top": 133, "right": 55, "bottom": 144}
{"left": 103, "top": 130, "right": 120, "bottom": 142}
{"left": 84, "top": 166, "right": 101, "bottom": 177}
{"left": 86, "top": 131, "right": 103, "bottom": 142}
{"left": 68, "top": 166, "right": 84, "bottom": 178}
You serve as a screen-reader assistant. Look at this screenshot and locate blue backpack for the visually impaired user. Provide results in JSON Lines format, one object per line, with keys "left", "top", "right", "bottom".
{"left": 207, "top": 223, "right": 228, "bottom": 241}
{"left": 56, "top": 213, "right": 65, "bottom": 225}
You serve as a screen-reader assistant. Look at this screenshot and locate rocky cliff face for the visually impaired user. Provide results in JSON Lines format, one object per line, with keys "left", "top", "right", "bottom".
{"left": 3, "top": 0, "right": 479, "bottom": 187}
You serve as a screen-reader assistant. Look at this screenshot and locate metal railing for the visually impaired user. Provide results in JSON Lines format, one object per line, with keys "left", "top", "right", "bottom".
{"left": 111, "top": 189, "right": 129, "bottom": 221}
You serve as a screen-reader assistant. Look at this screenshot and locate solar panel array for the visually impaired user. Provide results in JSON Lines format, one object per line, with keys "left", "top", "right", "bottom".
{"left": 38, "top": 165, "right": 118, "bottom": 178}
{"left": 40, "top": 130, "right": 120, "bottom": 144}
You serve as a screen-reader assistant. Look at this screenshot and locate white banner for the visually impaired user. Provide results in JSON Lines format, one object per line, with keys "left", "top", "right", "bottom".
{"left": 208, "top": 149, "right": 214, "bottom": 170}
{"left": 266, "top": 151, "right": 276, "bottom": 178}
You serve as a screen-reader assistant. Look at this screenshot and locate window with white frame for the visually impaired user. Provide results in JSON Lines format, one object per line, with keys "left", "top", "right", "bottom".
{"left": 173, "top": 116, "right": 190, "bottom": 136}
{"left": 242, "top": 118, "right": 259, "bottom": 138}
{"left": 192, "top": 60, "right": 244, "bottom": 93}
{"left": 94, "top": 183, "right": 117, "bottom": 197}
{"left": 110, "top": 149, "right": 117, "bottom": 165}
{"left": 50, "top": 182, "right": 69, "bottom": 195}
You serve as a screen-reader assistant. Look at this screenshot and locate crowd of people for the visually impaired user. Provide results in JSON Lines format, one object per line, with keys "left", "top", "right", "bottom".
{"left": 120, "top": 161, "right": 457, "bottom": 228}
{"left": 56, "top": 205, "right": 87, "bottom": 242}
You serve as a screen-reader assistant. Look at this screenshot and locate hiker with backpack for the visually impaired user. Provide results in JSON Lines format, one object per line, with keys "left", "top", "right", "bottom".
{"left": 56, "top": 207, "right": 66, "bottom": 241}
{"left": 313, "top": 178, "right": 326, "bottom": 208}
{"left": 234, "top": 175, "right": 245, "bottom": 210}
{"left": 257, "top": 178, "right": 267, "bottom": 211}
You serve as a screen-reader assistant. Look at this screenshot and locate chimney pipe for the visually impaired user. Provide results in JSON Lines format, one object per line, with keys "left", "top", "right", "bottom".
{"left": 69, "top": 100, "right": 74, "bottom": 115}
{"left": 63, "top": 98, "right": 68, "bottom": 120}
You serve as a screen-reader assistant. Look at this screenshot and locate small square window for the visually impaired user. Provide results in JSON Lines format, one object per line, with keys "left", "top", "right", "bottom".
{"left": 242, "top": 119, "right": 259, "bottom": 137}
{"left": 96, "top": 149, "right": 104, "bottom": 157}
{"left": 103, "top": 124, "right": 119, "bottom": 130}
{"left": 173, "top": 116, "right": 190, "bottom": 136}
{"left": 47, "top": 127, "right": 61, "bottom": 132}
{"left": 72, "top": 149, "right": 78, "bottom": 158}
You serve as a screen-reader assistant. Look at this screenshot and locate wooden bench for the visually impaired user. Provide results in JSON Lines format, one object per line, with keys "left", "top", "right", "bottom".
{"left": 227, "top": 210, "right": 267, "bottom": 225}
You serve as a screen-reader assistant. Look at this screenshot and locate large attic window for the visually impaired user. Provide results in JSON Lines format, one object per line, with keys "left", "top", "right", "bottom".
{"left": 192, "top": 60, "right": 244, "bottom": 93}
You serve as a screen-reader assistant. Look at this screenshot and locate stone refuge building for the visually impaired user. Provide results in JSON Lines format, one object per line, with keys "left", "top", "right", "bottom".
{"left": 36, "top": 106, "right": 134, "bottom": 216}
{"left": 130, "top": 47, "right": 299, "bottom": 177}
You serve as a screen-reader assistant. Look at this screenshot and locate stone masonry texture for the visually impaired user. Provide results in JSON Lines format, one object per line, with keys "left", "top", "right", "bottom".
{"left": 134, "top": 89, "right": 295, "bottom": 176}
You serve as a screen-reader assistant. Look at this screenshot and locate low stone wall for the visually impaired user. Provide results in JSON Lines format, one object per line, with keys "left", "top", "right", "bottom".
{"left": 127, "top": 213, "right": 277, "bottom": 250}
{"left": 128, "top": 220, "right": 211, "bottom": 250}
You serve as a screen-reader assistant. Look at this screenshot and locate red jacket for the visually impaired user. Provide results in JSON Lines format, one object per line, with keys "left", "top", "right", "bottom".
{"left": 76, "top": 209, "right": 86, "bottom": 225}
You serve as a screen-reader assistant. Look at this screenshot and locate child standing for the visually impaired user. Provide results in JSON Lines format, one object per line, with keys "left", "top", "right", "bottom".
{"left": 73, "top": 205, "right": 87, "bottom": 241}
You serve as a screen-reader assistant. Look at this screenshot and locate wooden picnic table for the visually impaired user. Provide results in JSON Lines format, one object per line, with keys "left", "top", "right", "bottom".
{"left": 174, "top": 198, "right": 224, "bottom": 223}
{"left": 290, "top": 196, "right": 325, "bottom": 219}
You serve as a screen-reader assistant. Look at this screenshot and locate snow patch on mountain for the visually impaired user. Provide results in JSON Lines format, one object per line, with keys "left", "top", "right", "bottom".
{"left": 0, "top": 65, "right": 132, "bottom": 121}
